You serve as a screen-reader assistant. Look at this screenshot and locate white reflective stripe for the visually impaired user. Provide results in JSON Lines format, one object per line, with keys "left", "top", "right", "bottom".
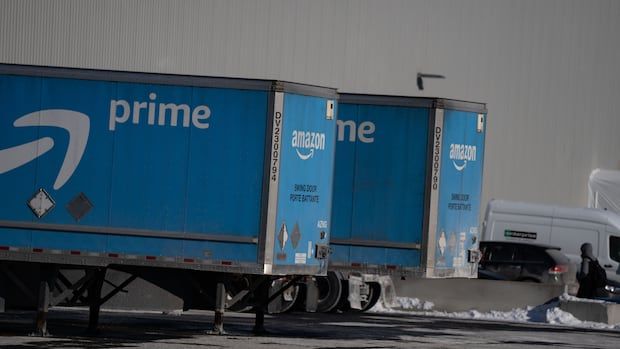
{"left": 264, "top": 92, "right": 284, "bottom": 270}
{"left": 426, "top": 108, "right": 444, "bottom": 278}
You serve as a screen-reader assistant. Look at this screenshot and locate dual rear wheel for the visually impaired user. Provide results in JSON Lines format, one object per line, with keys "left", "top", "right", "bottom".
{"left": 267, "top": 271, "right": 381, "bottom": 313}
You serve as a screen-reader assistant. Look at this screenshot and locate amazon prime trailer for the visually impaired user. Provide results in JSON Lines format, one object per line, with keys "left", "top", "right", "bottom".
{"left": 0, "top": 64, "right": 337, "bottom": 334}
{"left": 299, "top": 94, "right": 487, "bottom": 312}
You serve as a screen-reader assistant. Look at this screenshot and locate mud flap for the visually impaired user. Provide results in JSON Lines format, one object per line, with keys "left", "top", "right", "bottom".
{"left": 378, "top": 275, "right": 397, "bottom": 308}
{"left": 305, "top": 277, "right": 318, "bottom": 312}
{"left": 347, "top": 275, "right": 363, "bottom": 310}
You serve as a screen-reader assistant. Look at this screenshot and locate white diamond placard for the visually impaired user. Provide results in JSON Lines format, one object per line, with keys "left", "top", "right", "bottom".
{"left": 28, "top": 188, "right": 55, "bottom": 218}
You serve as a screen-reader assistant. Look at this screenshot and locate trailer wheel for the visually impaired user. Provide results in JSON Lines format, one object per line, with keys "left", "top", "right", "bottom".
{"left": 267, "top": 277, "right": 301, "bottom": 314}
{"left": 225, "top": 293, "right": 252, "bottom": 312}
{"left": 314, "top": 271, "right": 344, "bottom": 313}
{"left": 358, "top": 282, "right": 381, "bottom": 311}
{"left": 224, "top": 277, "right": 253, "bottom": 312}
{"left": 338, "top": 281, "right": 381, "bottom": 312}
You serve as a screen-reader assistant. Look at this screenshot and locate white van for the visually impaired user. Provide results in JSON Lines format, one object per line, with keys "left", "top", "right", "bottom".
{"left": 482, "top": 199, "right": 620, "bottom": 285}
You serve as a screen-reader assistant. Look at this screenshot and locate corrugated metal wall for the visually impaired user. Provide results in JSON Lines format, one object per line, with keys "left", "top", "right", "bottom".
{"left": 2, "top": 0, "right": 620, "bottom": 211}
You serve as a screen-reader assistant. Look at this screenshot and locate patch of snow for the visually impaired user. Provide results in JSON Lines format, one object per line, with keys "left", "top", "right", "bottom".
{"left": 162, "top": 309, "right": 184, "bottom": 316}
{"left": 371, "top": 297, "right": 434, "bottom": 313}
{"left": 395, "top": 297, "right": 435, "bottom": 311}
{"left": 559, "top": 293, "right": 609, "bottom": 304}
{"left": 545, "top": 307, "right": 581, "bottom": 326}
{"left": 369, "top": 295, "right": 620, "bottom": 330}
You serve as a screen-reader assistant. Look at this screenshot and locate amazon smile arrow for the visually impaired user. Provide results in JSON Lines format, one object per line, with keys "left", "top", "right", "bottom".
{"left": 0, "top": 109, "right": 90, "bottom": 190}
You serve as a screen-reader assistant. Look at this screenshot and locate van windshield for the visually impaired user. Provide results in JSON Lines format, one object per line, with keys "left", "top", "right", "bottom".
{"left": 611, "top": 236, "right": 620, "bottom": 263}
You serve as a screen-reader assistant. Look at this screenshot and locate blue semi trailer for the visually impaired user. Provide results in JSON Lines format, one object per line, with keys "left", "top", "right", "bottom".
{"left": 0, "top": 64, "right": 337, "bottom": 333}
{"left": 298, "top": 94, "right": 487, "bottom": 312}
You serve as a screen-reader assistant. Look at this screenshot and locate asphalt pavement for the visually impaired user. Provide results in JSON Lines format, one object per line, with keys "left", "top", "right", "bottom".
{"left": 0, "top": 307, "right": 618, "bottom": 348}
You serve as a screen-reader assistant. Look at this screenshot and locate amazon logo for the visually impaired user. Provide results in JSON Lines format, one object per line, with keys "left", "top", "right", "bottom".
{"left": 291, "top": 130, "right": 325, "bottom": 161}
{"left": 449, "top": 143, "right": 477, "bottom": 172}
{"left": 0, "top": 109, "right": 89, "bottom": 190}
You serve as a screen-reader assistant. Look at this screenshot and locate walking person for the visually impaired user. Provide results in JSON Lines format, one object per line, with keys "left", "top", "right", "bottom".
{"left": 577, "top": 242, "right": 607, "bottom": 298}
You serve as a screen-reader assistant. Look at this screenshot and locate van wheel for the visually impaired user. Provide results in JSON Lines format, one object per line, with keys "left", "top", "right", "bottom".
{"left": 517, "top": 277, "right": 540, "bottom": 283}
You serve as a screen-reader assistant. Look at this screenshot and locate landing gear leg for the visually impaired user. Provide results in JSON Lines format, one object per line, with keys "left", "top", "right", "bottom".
{"left": 32, "top": 264, "right": 58, "bottom": 337}
{"left": 86, "top": 268, "right": 106, "bottom": 335}
{"left": 252, "top": 278, "right": 270, "bottom": 335}
{"left": 208, "top": 283, "right": 227, "bottom": 335}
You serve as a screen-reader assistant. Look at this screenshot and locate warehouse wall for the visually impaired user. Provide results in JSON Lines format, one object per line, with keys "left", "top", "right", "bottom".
{"left": 1, "top": 0, "right": 619, "bottom": 211}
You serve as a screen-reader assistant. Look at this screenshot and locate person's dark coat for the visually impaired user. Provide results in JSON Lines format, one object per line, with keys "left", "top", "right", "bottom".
{"left": 577, "top": 242, "right": 606, "bottom": 298}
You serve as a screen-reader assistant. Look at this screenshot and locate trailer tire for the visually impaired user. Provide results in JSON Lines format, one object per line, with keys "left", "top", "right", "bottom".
{"left": 267, "top": 278, "right": 301, "bottom": 314}
{"left": 338, "top": 281, "right": 381, "bottom": 312}
{"left": 225, "top": 288, "right": 252, "bottom": 312}
{"left": 314, "top": 271, "right": 344, "bottom": 313}
{"left": 359, "top": 282, "right": 381, "bottom": 311}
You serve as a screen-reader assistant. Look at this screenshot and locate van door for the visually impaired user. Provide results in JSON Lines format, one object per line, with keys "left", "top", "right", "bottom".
{"left": 549, "top": 218, "right": 602, "bottom": 264}
{"left": 604, "top": 228, "right": 620, "bottom": 284}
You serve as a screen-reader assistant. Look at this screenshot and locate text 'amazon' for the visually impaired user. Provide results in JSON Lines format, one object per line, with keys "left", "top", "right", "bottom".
{"left": 291, "top": 130, "right": 325, "bottom": 160}
{"left": 449, "top": 144, "right": 477, "bottom": 162}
